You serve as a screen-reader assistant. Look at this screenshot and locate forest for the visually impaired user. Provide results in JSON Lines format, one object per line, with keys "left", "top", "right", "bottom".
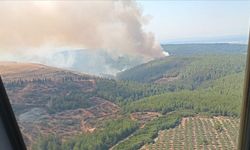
{"left": 4, "top": 44, "right": 247, "bottom": 150}
{"left": 29, "top": 53, "right": 246, "bottom": 150}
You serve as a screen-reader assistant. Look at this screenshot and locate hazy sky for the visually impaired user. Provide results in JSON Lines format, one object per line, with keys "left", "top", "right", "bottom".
{"left": 138, "top": 1, "right": 250, "bottom": 43}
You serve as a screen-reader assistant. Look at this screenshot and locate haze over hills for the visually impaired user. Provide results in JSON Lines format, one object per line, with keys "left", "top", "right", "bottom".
{"left": 2, "top": 43, "right": 246, "bottom": 78}
{"left": 50, "top": 50, "right": 144, "bottom": 76}
{"left": 0, "top": 61, "right": 91, "bottom": 82}
{"left": 161, "top": 35, "right": 248, "bottom": 44}
{"left": 162, "top": 43, "right": 247, "bottom": 56}
{"left": 1, "top": 50, "right": 144, "bottom": 77}
{"left": 35, "top": 44, "right": 248, "bottom": 76}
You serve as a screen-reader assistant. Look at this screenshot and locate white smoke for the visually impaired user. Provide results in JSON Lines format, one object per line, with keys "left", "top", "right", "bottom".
{"left": 162, "top": 51, "right": 170, "bottom": 56}
{"left": 0, "top": 1, "right": 164, "bottom": 59}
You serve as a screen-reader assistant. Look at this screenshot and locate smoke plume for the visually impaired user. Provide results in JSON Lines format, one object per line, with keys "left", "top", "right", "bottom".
{"left": 0, "top": 1, "right": 164, "bottom": 59}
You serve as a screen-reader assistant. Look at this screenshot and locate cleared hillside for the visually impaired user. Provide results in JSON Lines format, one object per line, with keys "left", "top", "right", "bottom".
{"left": 0, "top": 62, "right": 120, "bottom": 148}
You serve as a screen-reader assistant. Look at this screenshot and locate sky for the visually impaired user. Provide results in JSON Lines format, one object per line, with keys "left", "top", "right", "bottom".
{"left": 138, "top": 1, "right": 250, "bottom": 43}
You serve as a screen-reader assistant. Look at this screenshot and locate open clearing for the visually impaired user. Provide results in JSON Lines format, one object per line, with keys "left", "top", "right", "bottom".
{"left": 141, "top": 116, "right": 239, "bottom": 150}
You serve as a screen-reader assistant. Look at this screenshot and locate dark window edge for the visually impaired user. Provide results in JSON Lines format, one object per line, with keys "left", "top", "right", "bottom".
{"left": 238, "top": 30, "right": 250, "bottom": 150}
{"left": 0, "top": 77, "right": 26, "bottom": 150}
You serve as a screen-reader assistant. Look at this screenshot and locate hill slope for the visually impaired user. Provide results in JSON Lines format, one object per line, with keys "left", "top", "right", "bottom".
{"left": 1, "top": 45, "right": 247, "bottom": 150}
{"left": 0, "top": 61, "right": 92, "bottom": 82}
{"left": 117, "top": 54, "right": 246, "bottom": 89}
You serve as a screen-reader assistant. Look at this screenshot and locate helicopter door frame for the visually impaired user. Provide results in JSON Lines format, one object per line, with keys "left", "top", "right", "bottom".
{"left": 0, "top": 77, "right": 27, "bottom": 150}
{"left": 238, "top": 31, "right": 250, "bottom": 150}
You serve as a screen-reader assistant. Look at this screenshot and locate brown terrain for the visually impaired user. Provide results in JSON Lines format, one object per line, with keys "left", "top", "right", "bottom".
{"left": 0, "top": 61, "right": 162, "bottom": 149}
{"left": 0, "top": 61, "right": 92, "bottom": 82}
{"left": 0, "top": 62, "right": 120, "bottom": 148}
{"left": 130, "top": 112, "right": 161, "bottom": 125}
{"left": 154, "top": 74, "right": 179, "bottom": 84}
{"left": 20, "top": 97, "right": 120, "bottom": 146}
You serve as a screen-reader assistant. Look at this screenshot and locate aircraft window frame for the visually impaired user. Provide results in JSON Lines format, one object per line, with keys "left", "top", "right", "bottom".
{"left": 0, "top": 77, "right": 26, "bottom": 150}
{"left": 238, "top": 31, "right": 250, "bottom": 150}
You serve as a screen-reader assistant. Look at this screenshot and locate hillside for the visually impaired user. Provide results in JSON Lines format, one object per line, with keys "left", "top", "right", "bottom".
{"left": 116, "top": 57, "right": 192, "bottom": 83}
{"left": 15, "top": 50, "right": 144, "bottom": 76}
{"left": 112, "top": 72, "right": 244, "bottom": 150}
{"left": 0, "top": 62, "right": 169, "bottom": 149}
{"left": 117, "top": 54, "right": 245, "bottom": 89}
{"left": 0, "top": 62, "right": 119, "bottom": 148}
{"left": 0, "top": 45, "right": 247, "bottom": 150}
{"left": 123, "top": 72, "right": 244, "bottom": 116}
{"left": 0, "top": 61, "right": 92, "bottom": 82}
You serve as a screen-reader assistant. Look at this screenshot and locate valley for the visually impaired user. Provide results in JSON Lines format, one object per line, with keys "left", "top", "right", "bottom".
{"left": 0, "top": 43, "right": 247, "bottom": 150}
